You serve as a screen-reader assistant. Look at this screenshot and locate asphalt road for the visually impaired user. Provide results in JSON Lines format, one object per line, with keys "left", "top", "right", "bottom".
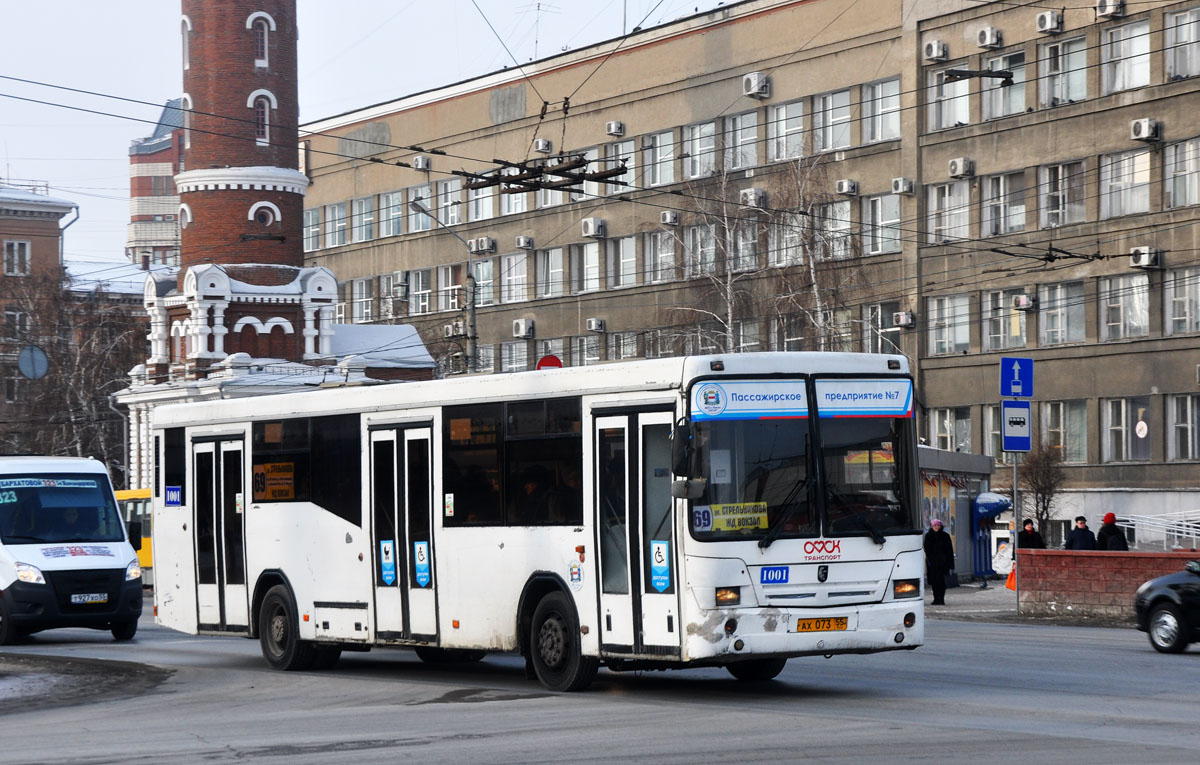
{"left": 1, "top": 599, "right": 1197, "bottom": 764}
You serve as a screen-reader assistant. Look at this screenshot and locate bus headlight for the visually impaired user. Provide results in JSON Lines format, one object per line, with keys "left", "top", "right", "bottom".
{"left": 715, "top": 587, "right": 741, "bottom": 606}
{"left": 15, "top": 562, "right": 45, "bottom": 584}
{"left": 125, "top": 559, "right": 143, "bottom": 582}
{"left": 892, "top": 578, "right": 920, "bottom": 599}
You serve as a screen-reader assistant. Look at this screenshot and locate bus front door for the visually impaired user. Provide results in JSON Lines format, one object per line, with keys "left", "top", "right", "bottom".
{"left": 193, "top": 439, "right": 249, "bottom": 631}
{"left": 595, "top": 411, "right": 679, "bottom": 657}
{"left": 370, "top": 427, "right": 437, "bottom": 641}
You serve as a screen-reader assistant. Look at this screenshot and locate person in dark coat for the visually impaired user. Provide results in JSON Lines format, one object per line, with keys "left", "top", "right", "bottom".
{"left": 923, "top": 518, "right": 955, "bottom": 605}
{"left": 1096, "top": 512, "right": 1128, "bottom": 551}
{"left": 1017, "top": 518, "right": 1045, "bottom": 549}
{"left": 1063, "top": 515, "right": 1096, "bottom": 550}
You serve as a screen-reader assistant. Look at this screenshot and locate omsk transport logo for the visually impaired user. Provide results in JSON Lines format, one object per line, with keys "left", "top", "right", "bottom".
{"left": 696, "top": 383, "right": 727, "bottom": 416}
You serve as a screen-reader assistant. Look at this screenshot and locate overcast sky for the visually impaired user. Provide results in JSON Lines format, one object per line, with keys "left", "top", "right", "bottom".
{"left": 1, "top": 0, "right": 704, "bottom": 264}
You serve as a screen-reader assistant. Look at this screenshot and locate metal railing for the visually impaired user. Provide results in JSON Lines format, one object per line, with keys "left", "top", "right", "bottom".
{"left": 1120, "top": 510, "right": 1200, "bottom": 550}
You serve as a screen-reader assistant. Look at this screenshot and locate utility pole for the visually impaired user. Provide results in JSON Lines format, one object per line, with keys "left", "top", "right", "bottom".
{"left": 410, "top": 197, "right": 476, "bottom": 373}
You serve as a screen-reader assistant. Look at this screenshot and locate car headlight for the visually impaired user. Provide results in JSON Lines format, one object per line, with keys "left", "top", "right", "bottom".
{"left": 15, "top": 562, "right": 45, "bottom": 584}
{"left": 125, "top": 559, "right": 143, "bottom": 582}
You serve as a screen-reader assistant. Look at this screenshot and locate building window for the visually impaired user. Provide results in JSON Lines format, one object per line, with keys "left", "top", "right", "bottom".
{"left": 1100, "top": 150, "right": 1150, "bottom": 218}
{"left": 538, "top": 338, "right": 564, "bottom": 366}
{"left": 931, "top": 407, "right": 972, "bottom": 452}
{"left": 4, "top": 368, "right": 28, "bottom": 404}
{"left": 733, "top": 320, "right": 760, "bottom": 353}
{"left": 927, "top": 294, "right": 970, "bottom": 355}
{"left": 3, "top": 311, "right": 29, "bottom": 341}
{"left": 1105, "top": 396, "right": 1152, "bottom": 462}
{"left": 767, "top": 101, "right": 804, "bottom": 160}
{"left": 607, "top": 236, "right": 636, "bottom": 288}
{"left": 3, "top": 240, "right": 31, "bottom": 277}
{"left": 570, "top": 242, "right": 600, "bottom": 294}
{"left": 644, "top": 131, "right": 675, "bottom": 186}
{"left": 408, "top": 185, "right": 432, "bottom": 232}
{"left": 439, "top": 180, "right": 462, "bottom": 225}
{"left": 254, "top": 96, "right": 270, "bottom": 144}
{"left": 928, "top": 68, "right": 969, "bottom": 130}
{"left": 684, "top": 122, "right": 716, "bottom": 178}
{"left": 501, "top": 253, "right": 527, "bottom": 304}
{"left": 769, "top": 212, "right": 805, "bottom": 266}
{"left": 863, "top": 194, "right": 900, "bottom": 254}
{"left": 1167, "top": 7, "right": 1200, "bottom": 79}
{"left": 253, "top": 19, "right": 269, "bottom": 66}
{"left": 437, "top": 264, "right": 464, "bottom": 311}
{"left": 468, "top": 182, "right": 493, "bottom": 222}
{"left": 351, "top": 278, "right": 374, "bottom": 323}
{"left": 645, "top": 232, "right": 675, "bottom": 282}
{"left": 536, "top": 248, "right": 564, "bottom": 298}
{"left": 1100, "top": 273, "right": 1149, "bottom": 341}
{"left": 181, "top": 19, "right": 190, "bottom": 70}
{"left": 378, "top": 272, "right": 401, "bottom": 319}
{"left": 730, "top": 224, "right": 758, "bottom": 272}
{"left": 863, "top": 301, "right": 901, "bottom": 353}
{"left": 537, "top": 184, "right": 564, "bottom": 208}
{"left": 1103, "top": 20, "right": 1151, "bottom": 94}
{"left": 774, "top": 315, "right": 805, "bottom": 351}
{"left": 1166, "top": 267, "right": 1200, "bottom": 335}
{"left": 815, "top": 201, "right": 850, "bottom": 260}
{"left": 473, "top": 259, "right": 494, "bottom": 307}
{"left": 1040, "top": 37, "right": 1086, "bottom": 106}
{"left": 324, "top": 203, "right": 347, "bottom": 248}
{"left": 572, "top": 147, "right": 601, "bottom": 200}
{"left": 496, "top": 170, "right": 526, "bottom": 214}
{"left": 1171, "top": 394, "right": 1200, "bottom": 460}
{"left": 475, "top": 344, "right": 496, "bottom": 373}
{"left": 1165, "top": 137, "right": 1200, "bottom": 209}
{"left": 608, "top": 332, "right": 638, "bottom": 360}
{"left": 1040, "top": 161, "right": 1086, "bottom": 227}
{"left": 724, "top": 112, "right": 758, "bottom": 170}
{"left": 862, "top": 78, "right": 900, "bottom": 142}
{"left": 602, "top": 139, "right": 634, "bottom": 196}
{"left": 500, "top": 341, "right": 528, "bottom": 373}
{"left": 983, "top": 51, "right": 1026, "bottom": 119}
{"left": 817, "top": 308, "right": 854, "bottom": 352}
{"left": 573, "top": 335, "right": 600, "bottom": 366}
{"left": 379, "top": 191, "right": 404, "bottom": 237}
{"left": 351, "top": 197, "right": 375, "bottom": 242}
{"left": 407, "top": 269, "right": 431, "bottom": 316}
{"left": 984, "top": 405, "right": 1006, "bottom": 463}
{"left": 983, "top": 289, "right": 1027, "bottom": 351}
{"left": 927, "top": 181, "right": 969, "bottom": 243}
{"left": 302, "top": 209, "right": 320, "bottom": 252}
{"left": 684, "top": 223, "right": 716, "bottom": 276}
{"left": 1044, "top": 400, "right": 1088, "bottom": 463}
{"left": 983, "top": 172, "right": 1027, "bottom": 236}
{"left": 1039, "top": 281, "right": 1086, "bottom": 345}
{"left": 813, "top": 89, "right": 851, "bottom": 151}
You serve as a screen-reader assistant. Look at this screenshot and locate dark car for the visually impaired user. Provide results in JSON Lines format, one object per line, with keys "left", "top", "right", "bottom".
{"left": 1134, "top": 560, "right": 1200, "bottom": 653}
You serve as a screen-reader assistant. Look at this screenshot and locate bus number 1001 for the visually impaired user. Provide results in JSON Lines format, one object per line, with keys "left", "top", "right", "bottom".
{"left": 760, "top": 566, "right": 789, "bottom": 584}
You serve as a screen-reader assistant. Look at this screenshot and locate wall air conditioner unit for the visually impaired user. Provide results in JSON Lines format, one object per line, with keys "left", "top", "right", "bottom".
{"left": 924, "top": 40, "right": 948, "bottom": 62}
{"left": 742, "top": 71, "right": 771, "bottom": 99}
{"left": 660, "top": 211, "right": 680, "bottom": 226}
{"left": 1012, "top": 293, "right": 1036, "bottom": 311}
{"left": 512, "top": 318, "right": 535, "bottom": 339}
{"left": 443, "top": 324, "right": 457, "bottom": 339}
{"left": 835, "top": 179, "right": 859, "bottom": 196}
{"left": 1036, "top": 11, "right": 1063, "bottom": 34}
{"left": 740, "top": 188, "right": 766, "bottom": 208}
{"left": 516, "top": 235, "right": 535, "bottom": 250}
{"left": 892, "top": 177, "right": 915, "bottom": 195}
{"left": 1096, "top": 0, "right": 1124, "bottom": 19}
{"left": 1130, "top": 118, "right": 1161, "bottom": 142}
{"left": 977, "top": 27, "right": 1002, "bottom": 49}
{"left": 533, "top": 138, "right": 553, "bottom": 154}
{"left": 605, "top": 121, "right": 625, "bottom": 137}
{"left": 586, "top": 317, "right": 606, "bottom": 332}
{"left": 413, "top": 155, "right": 431, "bottom": 171}
{"left": 892, "top": 311, "right": 916, "bottom": 328}
{"left": 581, "top": 217, "right": 606, "bottom": 238}
{"left": 467, "top": 237, "right": 496, "bottom": 254}
{"left": 948, "top": 157, "right": 974, "bottom": 178}
{"left": 1129, "top": 246, "right": 1161, "bottom": 269}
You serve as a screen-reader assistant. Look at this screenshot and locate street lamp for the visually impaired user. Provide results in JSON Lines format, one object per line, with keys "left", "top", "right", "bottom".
{"left": 409, "top": 197, "right": 477, "bottom": 373}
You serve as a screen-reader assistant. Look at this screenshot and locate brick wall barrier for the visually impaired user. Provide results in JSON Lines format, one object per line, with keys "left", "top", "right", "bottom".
{"left": 1016, "top": 549, "right": 1200, "bottom": 619}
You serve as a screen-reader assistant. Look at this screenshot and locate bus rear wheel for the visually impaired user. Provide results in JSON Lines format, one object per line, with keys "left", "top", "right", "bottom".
{"left": 726, "top": 657, "right": 787, "bottom": 682}
{"left": 259, "top": 585, "right": 316, "bottom": 671}
{"left": 529, "top": 591, "right": 597, "bottom": 692}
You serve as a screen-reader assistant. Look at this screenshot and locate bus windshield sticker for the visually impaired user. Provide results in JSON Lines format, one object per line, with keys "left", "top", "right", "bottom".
{"left": 380, "top": 540, "right": 396, "bottom": 586}
{"left": 252, "top": 462, "right": 295, "bottom": 501}
{"left": 0, "top": 478, "right": 99, "bottom": 490}
{"left": 692, "top": 506, "right": 713, "bottom": 532}
{"left": 650, "top": 540, "right": 670, "bottom": 592}
{"left": 814, "top": 378, "right": 913, "bottom": 418}
{"left": 690, "top": 381, "right": 808, "bottom": 421}
{"left": 710, "top": 502, "right": 768, "bottom": 532}
{"left": 710, "top": 449, "right": 732, "bottom": 484}
{"left": 414, "top": 541, "right": 430, "bottom": 587}
{"left": 443, "top": 493, "right": 455, "bottom": 517}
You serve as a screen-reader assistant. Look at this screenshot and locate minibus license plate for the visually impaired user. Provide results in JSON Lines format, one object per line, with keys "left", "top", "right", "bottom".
{"left": 71, "top": 593, "right": 108, "bottom": 605}
{"left": 796, "top": 617, "right": 846, "bottom": 632}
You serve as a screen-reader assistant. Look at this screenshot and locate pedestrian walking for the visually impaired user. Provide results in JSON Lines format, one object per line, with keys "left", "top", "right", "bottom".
{"left": 924, "top": 519, "right": 955, "bottom": 605}
{"left": 1096, "top": 512, "right": 1128, "bottom": 551}
{"left": 1017, "top": 518, "right": 1045, "bottom": 549}
{"left": 1063, "top": 515, "right": 1096, "bottom": 550}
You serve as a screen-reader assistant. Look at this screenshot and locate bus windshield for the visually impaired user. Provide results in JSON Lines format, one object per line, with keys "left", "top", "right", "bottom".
{"left": 821, "top": 415, "right": 918, "bottom": 537}
{"left": 0, "top": 474, "right": 125, "bottom": 545}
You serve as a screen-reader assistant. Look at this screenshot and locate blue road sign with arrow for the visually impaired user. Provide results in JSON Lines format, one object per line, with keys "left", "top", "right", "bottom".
{"left": 1000, "top": 356, "right": 1033, "bottom": 398}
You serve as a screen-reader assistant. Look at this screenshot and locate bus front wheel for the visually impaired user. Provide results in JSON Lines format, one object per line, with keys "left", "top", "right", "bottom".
{"left": 726, "top": 657, "right": 787, "bottom": 682}
{"left": 111, "top": 619, "right": 138, "bottom": 641}
{"left": 259, "top": 585, "right": 316, "bottom": 671}
{"left": 529, "top": 591, "right": 597, "bottom": 692}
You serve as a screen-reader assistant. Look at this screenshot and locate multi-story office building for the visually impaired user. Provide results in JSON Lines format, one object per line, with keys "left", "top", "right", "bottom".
{"left": 127, "top": 99, "right": 184, "bottom": 268}
{"left": 299, "top": 0, "right": 1200, "bottom": 523}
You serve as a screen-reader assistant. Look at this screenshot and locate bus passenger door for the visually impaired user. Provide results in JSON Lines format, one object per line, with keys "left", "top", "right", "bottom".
{"left": 403, "top": 428, "right": 437, "bottom": 640}
{"left": 193, "top": 439, "right": 249, "bottom": 631}
{"left": 595, "top": 411, "right": 679, "bottom": 656}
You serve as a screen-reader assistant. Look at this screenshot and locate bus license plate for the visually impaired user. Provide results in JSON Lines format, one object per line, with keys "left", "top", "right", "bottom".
{"left": 796, "top": 617, "right": 847, "bottom": 632}
{"left": 71, "top": 593, "right": 108, "bottom": 605}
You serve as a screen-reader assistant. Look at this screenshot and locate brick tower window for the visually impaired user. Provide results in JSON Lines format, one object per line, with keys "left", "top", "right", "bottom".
{"left": 255, "top": 97, "right": 270, "bottom": 144}
{"left": 253, "top": 19, "right": 269, "bottom": 66}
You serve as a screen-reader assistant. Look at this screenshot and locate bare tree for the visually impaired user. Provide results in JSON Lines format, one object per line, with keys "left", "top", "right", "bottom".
{"left": 1018, "top": 438, "right": 1066, "bottom": 532}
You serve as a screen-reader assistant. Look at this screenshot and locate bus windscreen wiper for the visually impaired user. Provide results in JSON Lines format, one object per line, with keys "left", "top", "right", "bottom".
{"left": 758, "top": 476, "right": 809, "bottom": 550}
{"left": 826, "top": 482, "right": 887, "bottom": 545}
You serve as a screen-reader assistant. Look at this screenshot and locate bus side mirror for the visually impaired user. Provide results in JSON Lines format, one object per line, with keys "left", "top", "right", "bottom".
{"left": 127, "top": 521, "right": 143, "bottom": 551}
{"left": 671, "top": 418, "right": 692, "bottom": 477}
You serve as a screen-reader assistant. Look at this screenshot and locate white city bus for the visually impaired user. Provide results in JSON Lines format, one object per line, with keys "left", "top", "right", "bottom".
{"left": 151, "top": 352, "right": 924, "bottom": 690}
